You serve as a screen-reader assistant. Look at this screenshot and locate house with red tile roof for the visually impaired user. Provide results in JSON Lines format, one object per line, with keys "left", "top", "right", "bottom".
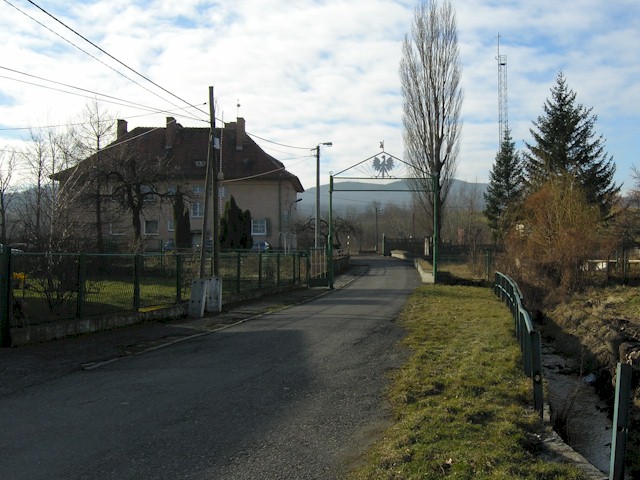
{"left": 54, "top": 117, "right": 304, "bottom": 252}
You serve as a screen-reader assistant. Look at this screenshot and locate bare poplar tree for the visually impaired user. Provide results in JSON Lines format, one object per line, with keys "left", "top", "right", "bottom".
{"left": 18, "top": 126, "right": 89, "bottom": 251}
{"left": 0, "top": 150, "right": 16, "bottom": 244}
{"left": 72, "top": 100, "right": 116, "bottom": 252}
{"left": 400, "top": 0, "right": 463, "bottom": 244}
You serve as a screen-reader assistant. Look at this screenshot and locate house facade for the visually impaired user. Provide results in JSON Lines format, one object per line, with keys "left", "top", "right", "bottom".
{"left": 55, "top": 117, "right": 304, "bottom": 252}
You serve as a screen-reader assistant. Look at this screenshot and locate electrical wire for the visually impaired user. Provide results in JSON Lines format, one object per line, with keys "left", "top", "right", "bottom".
{"left": 0, "top": 65, "right": 207, "bottom": 124}
{"left": 23, "top": 0, "right": 209, "bottom": 118}
{"left": 247, "top": 131, "right": 314, "bottom": 150}
{"left": 2, "top": 0, "right": 207, "bottom": 121}
{"left": 2, "top": 2, "right": 316, "bottom": 161}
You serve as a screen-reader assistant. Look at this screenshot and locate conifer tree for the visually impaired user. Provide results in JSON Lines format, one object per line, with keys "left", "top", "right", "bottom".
{"left": 484, "top": 129, "right": 523, "bottom": 240}
{"left": 523, "top": 72, "right": 619, "bottom": 215}
{"left": 219, "top": 196, "right": 252, "bottom": 249}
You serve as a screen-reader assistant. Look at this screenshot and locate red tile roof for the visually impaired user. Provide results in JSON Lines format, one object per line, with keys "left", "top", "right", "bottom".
{"left": 55, "top": 118, "right": 304, "bottom": 192}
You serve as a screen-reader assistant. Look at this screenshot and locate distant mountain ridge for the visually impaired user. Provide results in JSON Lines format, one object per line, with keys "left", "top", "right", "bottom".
{"left": 298, "top": 179, "right": 489, "bottom": 213}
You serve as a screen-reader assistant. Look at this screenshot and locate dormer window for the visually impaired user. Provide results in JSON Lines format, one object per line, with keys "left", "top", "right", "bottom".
{"left": 195, "top": 160, "right": 206, "bottom": 167}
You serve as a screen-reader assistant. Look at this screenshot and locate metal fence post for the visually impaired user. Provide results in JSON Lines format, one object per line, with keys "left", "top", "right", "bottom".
{"left": 133, "top": 254, "right": 142, "bottom": 310}
{"left": 76, "top": 253, "right": 86, "bottom": 319}
{"left": 236, "top": 252, "right": 241, "bottom": 294}
{"left": 610, "top": 362, "right": 632, "bottom": 480}
{"left": 176, "top": 254, "right": 182, "bottom": 303}
{"left": 0, "top": 246, "right": 11, "bottom": 347}
{"left": 292, "top": 252, "right": 296, "bottom": 285}
{"left": 531, "top": 331, "right": 544, "bottom": 418}
{"left": 276, "top": 253, "right": 281, "bottom": 287}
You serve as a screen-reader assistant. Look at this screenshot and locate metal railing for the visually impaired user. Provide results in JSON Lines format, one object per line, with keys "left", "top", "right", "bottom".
{"left": 494, "top": 271, "right": 634, "bottom": 479}
{"left": 0, "top": 248, "right": 308, "bottom": 345}
{"left": 494, "top": 271, "right": 544, "bottom": 417}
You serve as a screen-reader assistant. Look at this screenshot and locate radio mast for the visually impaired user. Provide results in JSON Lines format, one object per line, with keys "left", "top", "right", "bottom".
{"left": 497, "top": 34, "right": 508, "bottom": 150}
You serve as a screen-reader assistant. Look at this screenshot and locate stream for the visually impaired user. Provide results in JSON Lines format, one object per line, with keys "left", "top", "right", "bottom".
{"left": 542, "top": 344, "right": 612, "bottom": 474}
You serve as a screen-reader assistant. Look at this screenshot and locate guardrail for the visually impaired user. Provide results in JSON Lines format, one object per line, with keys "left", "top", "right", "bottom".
{"left": 494, "top": 272, "right": 544, "bottom": 417}
{"left": 494, "top": 271, "right": 635, "bottom": 478}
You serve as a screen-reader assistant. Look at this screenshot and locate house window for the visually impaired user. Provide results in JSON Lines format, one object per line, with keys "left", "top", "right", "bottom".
{"left": 192, "top": 185, "right": 205, "bottom": 195}
{"left": 167, "top": 218, "right": 175, "bottom": 232}
{"left": 167, "top": 185, "right": 177, "bottom": 195}
{"left": 252, "top": 219, "right": 267, "bottom": 236}
{"left": 144, "top": 220, "right": 159, "bottom": 235}
{"left": 109, "top": 222, "right": 125, "bottom": 236}
{"left": 141, "top": 184, "right": 156, "bottom": 203}
{"left": 191, "top": 202, "right": 204, "bottom": 218}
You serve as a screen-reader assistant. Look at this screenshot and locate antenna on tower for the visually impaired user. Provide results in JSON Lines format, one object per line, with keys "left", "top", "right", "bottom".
{"left": 497, "top": 34, "right": 508, "bottom": 151}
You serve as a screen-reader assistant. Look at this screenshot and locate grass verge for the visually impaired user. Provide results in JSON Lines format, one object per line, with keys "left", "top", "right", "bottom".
{"left": 348, "top": 284, "right": 586, "bottom": 480}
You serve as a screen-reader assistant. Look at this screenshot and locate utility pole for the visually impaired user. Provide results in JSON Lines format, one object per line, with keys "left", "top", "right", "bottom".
{"left": 199, "top": 86, "right": 219, "bottom": 277}
{"left": 212, "top": 88, "right": 220, "bottom": 277}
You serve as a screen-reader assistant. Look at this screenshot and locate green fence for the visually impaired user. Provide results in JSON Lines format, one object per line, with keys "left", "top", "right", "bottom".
{"left": 494, "top": 271, "right": 634, "bottom": 478}
{"left": 1, "top": 248, "right": 308, "bottom": 340}
{"left": 494, "top": 271, "right": 544, "bottom": 417}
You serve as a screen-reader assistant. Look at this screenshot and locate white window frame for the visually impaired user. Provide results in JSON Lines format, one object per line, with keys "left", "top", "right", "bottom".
{"left": 144, "top": 219, "right": 159, "bottom": 235}
{"left": 251, "top": 218, "right": 267, "bottom": 236}
{"left": 167, "top": 218, "right": 175, "bottom": 232}
{"left": 109, "top": 222, "right": 125, "bottom": 236}
{"left": 191, "top": 202, "right": 204, "bottom": 218}
{"left": 141, "top": 184, "right": 156, "bottom": 203}
{"left": 192, "top": 185, "right": 205, "bottom": 195}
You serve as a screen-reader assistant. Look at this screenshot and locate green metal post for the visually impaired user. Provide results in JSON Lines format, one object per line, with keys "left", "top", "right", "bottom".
{"left": 610, "top": 362, "right": 632, "bottom": 480}
{"left": 76, "top": 254, "right": 86, "bottom": 319}
{"left": 276, "top": 253, "right": 281, "bottom": 287}
{"left": 236, "top": 252, "right": 241, "bottom": 294}
{"left": 0, "top": 247, "right": 11, "bottom": 347}
{"left": 432, "top": 173, "right": 439, "bottom": 283}
{"left": 176, "top": 254, "right": 182, "bottom": 302}
{"left": 133, "top": 254, "right": 142, "bottom": 310}
{"left": 328, "top": 175, "right": 334, "bottom": 289}
{"left": 258, "top": 253, "right": 263, "bottom": 290}
{"left": 531, "top": 330, "right": 544, "bottom": 418}
{"left": 292, "top": 252, "right": 296, "bottom": 285}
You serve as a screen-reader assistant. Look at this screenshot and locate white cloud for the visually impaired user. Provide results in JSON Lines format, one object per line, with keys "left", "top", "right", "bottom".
{"left": 1, "top": 0, "right": 638, "bottom": 193}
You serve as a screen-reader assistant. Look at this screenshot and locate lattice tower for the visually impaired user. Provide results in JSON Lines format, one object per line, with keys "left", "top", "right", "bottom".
{"left": 497, "top": 36, "right": 508, "bottom": 150}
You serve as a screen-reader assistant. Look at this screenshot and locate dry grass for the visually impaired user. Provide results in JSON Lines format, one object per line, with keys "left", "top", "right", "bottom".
{"left": 347, "top": 284, "right": 586, "bottom": 479}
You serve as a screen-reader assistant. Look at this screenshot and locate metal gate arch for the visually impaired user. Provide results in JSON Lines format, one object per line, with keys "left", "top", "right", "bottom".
{"left": 328, "top": 150, "right": 440, "bottom": 288}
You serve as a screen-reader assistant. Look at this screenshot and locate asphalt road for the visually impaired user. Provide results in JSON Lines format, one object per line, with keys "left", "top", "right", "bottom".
{"left": 0, "top": 256, "right": 420, "bottom": 479}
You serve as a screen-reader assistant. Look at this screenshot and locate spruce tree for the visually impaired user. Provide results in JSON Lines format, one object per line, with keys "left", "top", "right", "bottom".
{"left": 484, "top": 128, "right": 524, "bottom": 240}
{"left": 523, "top": 72, "right": 619, "bottom": 215}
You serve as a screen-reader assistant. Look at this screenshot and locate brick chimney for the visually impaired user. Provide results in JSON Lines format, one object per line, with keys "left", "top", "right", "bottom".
{"left": 236, "top": 117, "right": 245, "bottom": 151}
{"left": 117, "top": 119, "right": 127, "bottom": 139}
{"left": 166, "top": 117, "right": 177, "bottom": 149}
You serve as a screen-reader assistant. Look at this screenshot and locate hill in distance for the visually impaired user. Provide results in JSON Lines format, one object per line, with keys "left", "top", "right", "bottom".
{"left": 298, "top": 179, "right": 488, "bottom": 214}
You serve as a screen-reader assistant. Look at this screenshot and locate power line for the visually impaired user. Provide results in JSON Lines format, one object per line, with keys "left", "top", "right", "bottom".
{"left": 23, "top": 0, "right": 209, "bottom": 118}
{"left": 0, "top": 75, "right": 208, "bottom": 128}
{"left": 3, "top": 0, "right": 207, "bottom": 120}
{"left": 247, "top": 131, "right": 313, "bottom": 150}
{"left": 0, "top": 65, "right": 208, "bottom": 122}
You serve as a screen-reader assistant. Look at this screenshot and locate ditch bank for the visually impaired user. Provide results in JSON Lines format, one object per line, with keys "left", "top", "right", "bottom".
{"left": 536, "top": 285, "right": 640, "bottom": 478}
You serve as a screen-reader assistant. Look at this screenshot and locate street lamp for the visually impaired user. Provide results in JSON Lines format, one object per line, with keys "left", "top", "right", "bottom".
{"left": 315, "top": 142, "right": 332, "bottom": 249}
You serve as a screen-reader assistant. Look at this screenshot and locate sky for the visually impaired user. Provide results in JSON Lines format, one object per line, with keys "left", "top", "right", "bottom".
{"left": 0, "top": 0, "right": 639, "bottom": 194}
